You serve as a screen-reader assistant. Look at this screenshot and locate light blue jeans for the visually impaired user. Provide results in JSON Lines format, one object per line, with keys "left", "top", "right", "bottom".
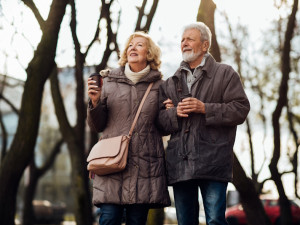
{"left": 173, "top": 179, "right": 228, "bottom": 225}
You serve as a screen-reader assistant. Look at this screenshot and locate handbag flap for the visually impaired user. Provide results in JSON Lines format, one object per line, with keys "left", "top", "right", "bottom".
{"left": 87, "top": 135, "right": 127, "bottom": 162}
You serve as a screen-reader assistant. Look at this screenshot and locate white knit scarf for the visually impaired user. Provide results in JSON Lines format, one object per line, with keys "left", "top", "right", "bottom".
{"left": 125, "top": 63, "right": 150, "bottom": 84}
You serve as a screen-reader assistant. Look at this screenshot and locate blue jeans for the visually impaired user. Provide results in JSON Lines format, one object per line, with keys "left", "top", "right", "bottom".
{"left": 173, "top": 179, "right": 228, "bottom": 225}
{"left": 99, "top": 204, "right": 149, "bottom": 225}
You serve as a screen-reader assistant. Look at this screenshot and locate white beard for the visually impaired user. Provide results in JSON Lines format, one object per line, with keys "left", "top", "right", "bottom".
{"left": 182, "top": 50, "right": 201, "bottom": 63}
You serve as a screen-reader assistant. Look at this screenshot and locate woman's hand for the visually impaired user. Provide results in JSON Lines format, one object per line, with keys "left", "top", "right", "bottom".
{"left": 88, "top": 78, "right": 102, "bottom": 108}
{"left": 163, "top": 98, "right": 174, "bottom": 110}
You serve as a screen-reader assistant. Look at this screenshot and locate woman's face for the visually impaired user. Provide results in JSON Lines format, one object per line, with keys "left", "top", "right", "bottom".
{"left": 127, "top": 36, "right": 148, "bottom": 69}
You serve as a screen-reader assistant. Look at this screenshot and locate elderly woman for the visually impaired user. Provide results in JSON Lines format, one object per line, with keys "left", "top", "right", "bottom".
{"left": 87, "top": 31, "right": 170, "bottom": 225}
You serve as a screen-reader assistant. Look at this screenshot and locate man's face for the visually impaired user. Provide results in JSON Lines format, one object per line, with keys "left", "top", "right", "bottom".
{"left": 181, "top": 28, "right": 208, "bottom": 63}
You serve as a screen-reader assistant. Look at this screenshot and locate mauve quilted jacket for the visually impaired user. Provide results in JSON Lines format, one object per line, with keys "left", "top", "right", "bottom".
{"left": 158, "top": 54, "right": 250, "bottom": 185}
{"left": 87, "top": 67, "right": 170, "bottom": 207}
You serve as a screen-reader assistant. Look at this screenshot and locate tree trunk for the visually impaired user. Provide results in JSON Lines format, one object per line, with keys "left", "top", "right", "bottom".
{"left": 22, "top": 140, "right": 62, "bottom": 225}
{"left": 50, "top": 67, "right": 94, "bottom": 225}
{"left": 269, "top": 0, "right": 298, "bottom": 224}
{"left": 0, "top": 1, "right": 68, "bottom": 224}
{"left": 0, "top": 110, "right": 8, "bottom": 162}
{"left": 22, "top": 163, "right": 39, "bottom": 225}
{"left": 233, "top": 154, "right": 271, "bottom": 225}
{"left": 196, "top": 0, "right": 221, "bottom": 62}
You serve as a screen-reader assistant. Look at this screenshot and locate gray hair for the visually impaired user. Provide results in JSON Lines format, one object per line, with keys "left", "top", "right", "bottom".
{"left": 182, "top": 22, "right": 212, "bottom": 51}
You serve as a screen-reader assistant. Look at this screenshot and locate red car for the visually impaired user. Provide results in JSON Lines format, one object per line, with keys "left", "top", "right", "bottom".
{"left": 225, "top": 199, "right": 300, "bottom": 225}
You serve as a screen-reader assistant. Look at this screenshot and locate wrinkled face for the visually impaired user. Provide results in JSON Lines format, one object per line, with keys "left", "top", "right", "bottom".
{"left": 127, "top": 36, "right": 148, "bottom": 66}
{"left": 181, "top": 28, "right": 208, "bottom": 63}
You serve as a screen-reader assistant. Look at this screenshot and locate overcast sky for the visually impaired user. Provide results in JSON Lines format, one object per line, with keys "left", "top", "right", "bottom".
{"left": 0, "top": 0, "right": 278, "bottom": 80}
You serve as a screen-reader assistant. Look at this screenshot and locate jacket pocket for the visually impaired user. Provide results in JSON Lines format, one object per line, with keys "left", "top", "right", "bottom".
{"left": 192, "top": 140, "right": 231, "bottom": 166}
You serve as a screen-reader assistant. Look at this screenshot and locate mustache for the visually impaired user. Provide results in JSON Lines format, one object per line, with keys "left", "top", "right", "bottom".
{"left": 182, "top": 47, "right": 193, "bottom": 52}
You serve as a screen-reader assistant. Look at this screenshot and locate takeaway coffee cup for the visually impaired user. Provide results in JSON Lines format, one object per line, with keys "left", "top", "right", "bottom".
{"left": 89, "top": 73, "right": 102, "bottom": 91}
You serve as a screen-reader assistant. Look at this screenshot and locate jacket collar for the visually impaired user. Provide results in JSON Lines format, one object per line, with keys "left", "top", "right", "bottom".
{"left": 104, "top": 66, "right": 162, "bottom": 84}
{"left": 174, "top": 53, "right": 216, "bottom": 80}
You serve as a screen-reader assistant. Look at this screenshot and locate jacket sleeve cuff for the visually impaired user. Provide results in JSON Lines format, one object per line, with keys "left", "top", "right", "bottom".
{"left": 204, "top": 103, "right": 222, "bottom": 125}
{"left": 88, "top": 99, "right": 101, "bottom": 110}
{"left": 168, "top": 107, "right": 179, "bottom": 131}
{"left": 87, "top": 98, "right": 108, "bottom": 132}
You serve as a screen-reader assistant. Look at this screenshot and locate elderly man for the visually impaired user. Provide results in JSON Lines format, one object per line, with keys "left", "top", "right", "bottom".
{"left": 158, "top": 22, "right": 250, "bottom": 225}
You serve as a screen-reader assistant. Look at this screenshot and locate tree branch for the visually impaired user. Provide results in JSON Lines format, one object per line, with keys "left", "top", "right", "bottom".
{"left": 96, "top": 0, "right": 119, "bottom": 72}
{"left": 0, "top": 93, "right": 19, "bottom": 114}
{"left": 84, "top": 9, "right": 101, "bottom": 58}
{"left": 50, "top": 66, "right": 75, "bottom": 138}
{"left": 38, "top": 139, "right": 64, "bottom": 175}
{"left": 135, "top": 0, "right": 159, "bottom": 32}
{"left": 135, "top": 0, "right": 147, "bottom": 31}
{"left": 69, "top": 0, "right": 81, "bottom": 57}
{"left": 143, "top": 0, "right": 158, "bottom": 31}
{"left": 22, "top": 0, "right": 46, "bottom": 30}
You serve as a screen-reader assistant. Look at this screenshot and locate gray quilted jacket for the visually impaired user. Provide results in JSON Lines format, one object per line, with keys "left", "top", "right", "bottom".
{"left": 158, "top": 54, "right": 250, "bottom": 185}
{"left": 87, "top": 67, "right": 170, "bottom": 207}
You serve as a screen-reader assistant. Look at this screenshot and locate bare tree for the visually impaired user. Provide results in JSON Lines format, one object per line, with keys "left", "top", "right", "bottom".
{"left": 197, "top": 0, "right": 221, "bottom": 62}
{"left": 95, "top": 0, "right": 120, "bottom": 72}
{"left": 0, "top": 0, "right": 69, "bottom": 224}
{"left": 269, "top": 0, "right": 298, "bottom": 224}
{"left": 223, "top": 14, "right": 272, "bottom": 225}
{"left": 135, "top": 0, "right": 159, "bottom": 32}
{"left": 51, "top": 65, "right": 95, "bottom": 225}
{"left": 221, "top": 1, "right": 299, "bottom": 225}
{"left": 48, "top": 0, "right": 118, "bottom": 224}
{"left": 22, "top": 139, "right": 63, "bottom": 225}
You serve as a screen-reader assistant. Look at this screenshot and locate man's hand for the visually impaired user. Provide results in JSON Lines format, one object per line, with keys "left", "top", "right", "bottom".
{"left": 177, "top": 104, "right": 189, "bottom": 117}
{"left": 177, "top": 97, "right": 205, "bottom": 117}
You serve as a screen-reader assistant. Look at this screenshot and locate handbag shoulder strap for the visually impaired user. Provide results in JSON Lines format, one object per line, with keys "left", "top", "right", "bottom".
{"left": 128, "top": 82, "right": 154, "bottom": 137}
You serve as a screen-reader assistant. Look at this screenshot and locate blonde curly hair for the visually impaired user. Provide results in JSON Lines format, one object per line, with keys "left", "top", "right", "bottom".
{"left": 118, "top": 31, "right": 161, "bottom": 70}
